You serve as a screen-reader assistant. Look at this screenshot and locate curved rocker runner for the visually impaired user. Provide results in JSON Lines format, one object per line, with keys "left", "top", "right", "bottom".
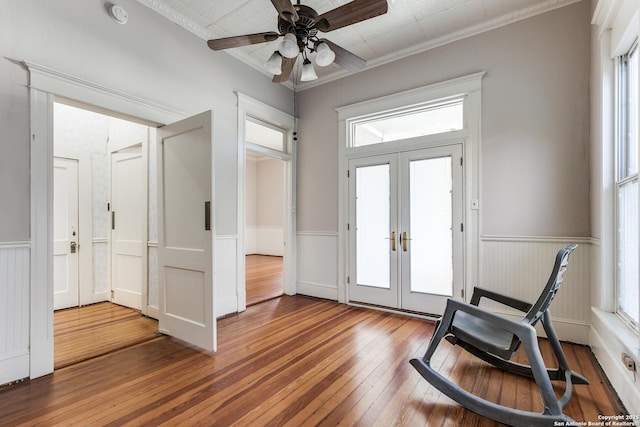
{"left": 410, "top": 244, "right": 588, "bottom": 426}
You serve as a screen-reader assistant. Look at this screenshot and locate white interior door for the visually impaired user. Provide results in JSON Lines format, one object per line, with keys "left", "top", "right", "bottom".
{"left": 348, "top": 144, "right": 463, "bottom": 316}
{"left": 53, "top": 157, "right": 79, "bottom": 310}
{"left": 111, "top": 148, "right": 145, "bottom": 309}
{"left": 158, "top": 111, "right": 215, "bottom": 351}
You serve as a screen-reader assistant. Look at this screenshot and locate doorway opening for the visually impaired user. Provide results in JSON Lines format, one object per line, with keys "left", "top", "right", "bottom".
{"left": 237, "top": 93, "right": 296, "bottom": 313}
{"left": 52, "top": 100, "right": 156, "bottom": 368}
{"left": 245, "top": 151, "right": 286, "bottom": 305}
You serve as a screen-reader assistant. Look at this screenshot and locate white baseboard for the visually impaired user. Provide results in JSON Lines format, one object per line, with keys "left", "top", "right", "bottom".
{"left": 297, "top": 281, "right": 338, "bottom": 301}
{"left": 590, "top": 308, "right": 640, "bottom": 415}
{"left": 0, "top": 352, "right": 29, "bottom": 386}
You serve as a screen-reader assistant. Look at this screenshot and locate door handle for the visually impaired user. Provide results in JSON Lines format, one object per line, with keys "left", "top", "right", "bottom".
{"left": 204, "top": 201, "right": 211, "bottom": 231}
{"left": 401, "top": 231, "right": 411, "bottom": 252}
{"left": 70, "top": 241, "right": 77, "bottom": 254}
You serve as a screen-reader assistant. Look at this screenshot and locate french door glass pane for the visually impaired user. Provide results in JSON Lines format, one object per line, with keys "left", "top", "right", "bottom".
{"left": 409, "top": 157, "right": 453, "bottom": 296}
{"left": 356, "top": 164, "right": 390, "bottom": 288}
{"left": 617, "top": 179, "right": 639, "bottom": 325}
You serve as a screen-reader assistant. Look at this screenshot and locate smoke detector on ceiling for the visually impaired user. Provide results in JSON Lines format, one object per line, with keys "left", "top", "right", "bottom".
{"left": 110, "top": 4, "right": 128, "bottom": 25}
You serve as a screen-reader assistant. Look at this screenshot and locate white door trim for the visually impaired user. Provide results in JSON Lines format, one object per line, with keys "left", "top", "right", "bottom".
{"left": 237, "top": 93, "right": 296, "bottom": 313}
{"left": 27, "top": 62, "right": 188, "bottom": 379}
{"left": 337, "top": 72, "right": 484, "bottom": 307}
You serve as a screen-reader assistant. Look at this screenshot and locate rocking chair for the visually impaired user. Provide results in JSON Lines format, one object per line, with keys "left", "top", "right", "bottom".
{"left": 410, "top": 244, "right": 588, "bottom": 426}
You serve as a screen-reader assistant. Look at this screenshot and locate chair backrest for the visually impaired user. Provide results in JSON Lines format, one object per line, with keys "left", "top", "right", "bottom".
{"left": 523, "top": 243, "right": 578, "bottom": 327}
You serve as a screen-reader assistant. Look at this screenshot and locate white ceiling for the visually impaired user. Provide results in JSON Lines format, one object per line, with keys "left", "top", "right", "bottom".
{"left": 136, "top": 0, "right": 581, "bottom": 90}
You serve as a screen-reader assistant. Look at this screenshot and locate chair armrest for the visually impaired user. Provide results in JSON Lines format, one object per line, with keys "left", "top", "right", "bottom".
{"left": 470, "top": 287, "right": 532, "bottom": 313}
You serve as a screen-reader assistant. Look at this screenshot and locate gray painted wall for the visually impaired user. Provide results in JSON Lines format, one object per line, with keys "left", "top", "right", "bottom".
{"left": 296, "top": 1, "right": 591, "bottom": 238}
{"left": 0, "top": 0, "right": 294, "bottom": 241}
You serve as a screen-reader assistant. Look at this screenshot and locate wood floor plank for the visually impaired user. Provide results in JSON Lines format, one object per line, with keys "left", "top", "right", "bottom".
{"left": 246, "top": 254, "right": 283, "bottom": 305}
{"left": 53, "top": 302, "right": 159, "bottom": 369}
{"left": 0, "top": 296, "right": 626, "bottom": 426}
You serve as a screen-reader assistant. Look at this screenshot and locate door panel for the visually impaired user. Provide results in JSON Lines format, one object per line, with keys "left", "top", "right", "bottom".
{"left": 53, "top": 157, "right": 79, "bottom": 310}
{"left": 400, "top": 146, "right": 463, "bottom": 314}
{"left": 158, "top": 111, "right": 215, "bottom": 351}
{"left": 111, "top": 149, "right": 145, "bottom": 309}
{"left": 348, "top": 145, "right": 463, "bottom": 316}
{"left": 348, "top": 155, "right": 398, "bottom": 307}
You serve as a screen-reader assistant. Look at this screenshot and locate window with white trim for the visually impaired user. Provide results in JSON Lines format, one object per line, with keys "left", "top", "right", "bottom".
{"left": 351, "top": 98, "right": 464, "bottom": 147}
{"left": 616, "top": 40, "right": 639, "bottom": 329}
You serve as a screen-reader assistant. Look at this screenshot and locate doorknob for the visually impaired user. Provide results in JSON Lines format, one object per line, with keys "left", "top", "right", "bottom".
{"left": 401, "top": 231, "right": 411, "bottom": 252}
{"left": 70, "top": 241, "right": 77, "bottom": 254}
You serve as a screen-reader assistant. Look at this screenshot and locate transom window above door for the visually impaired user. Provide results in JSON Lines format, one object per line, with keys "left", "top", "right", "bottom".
{"left": 351, "top": 98, "right": 464, "bottom": 147}
{"left": 246, "top": 117, "right": 286, "bottom": 152}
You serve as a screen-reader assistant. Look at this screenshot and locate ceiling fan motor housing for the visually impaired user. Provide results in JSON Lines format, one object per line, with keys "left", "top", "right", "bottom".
{"left": 278, "top": 5, "right": 318, "bottom": 48}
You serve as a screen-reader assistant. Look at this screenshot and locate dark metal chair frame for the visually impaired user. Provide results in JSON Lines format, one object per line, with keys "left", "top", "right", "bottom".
{"left": 410, "top": 244, "right": 588, "bottom": 426}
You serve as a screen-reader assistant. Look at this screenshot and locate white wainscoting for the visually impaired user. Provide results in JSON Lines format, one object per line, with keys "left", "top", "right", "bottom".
{"left": 480, "top": 237, "right": 592, "bottom": 344}
{"left": 216, "top": 235, "right": 238, "bottom": 317}
{"left": 245, "top": 226, "right": 283, "bottom": 256}
{"left": 0, "top": 243, "right": 30, "bottom": 385}
{"left": 297, "top": 232, "right": 339, "bottom": 301}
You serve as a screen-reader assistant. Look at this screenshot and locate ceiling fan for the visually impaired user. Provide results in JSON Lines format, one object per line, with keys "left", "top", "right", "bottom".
{"left": 207, "top": 0, "right": 389, "bottom": 83}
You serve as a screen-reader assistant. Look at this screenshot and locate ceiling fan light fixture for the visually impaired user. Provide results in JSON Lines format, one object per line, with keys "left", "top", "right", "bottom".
{"left": 314, "top": 42, "right": 335, "bottom": 67}
{"left": 279, "top": 33, "right": 299, "bottom": 59}
{"left": 265, "top": 51, "right": 283, "bottom": 75}
{"left": 301, "top": 59, "right": 318, "bottom": 81}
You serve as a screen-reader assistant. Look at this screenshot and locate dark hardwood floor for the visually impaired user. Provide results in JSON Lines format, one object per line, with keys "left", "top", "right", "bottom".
{"left": 0, "top": 296, "right": 625, "bottom": 426}
{"left": 246, "top": 254, "right": 283, "bottom": 306}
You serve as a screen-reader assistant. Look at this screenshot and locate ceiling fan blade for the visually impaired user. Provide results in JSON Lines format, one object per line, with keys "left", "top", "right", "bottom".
{"left": 207, "top": 32, "right": 280, "bottom": 50}
{"left": 272, "top": 56, "right": 297, "bottom": 83}
{"left": 320, "top": 39, "right": 366, "bottom": 72}
{"left": 271, "top": 0, "right": 299, "bottom": 23}
{"left": 315, "top": 0, "right": 388, "bottom": 32}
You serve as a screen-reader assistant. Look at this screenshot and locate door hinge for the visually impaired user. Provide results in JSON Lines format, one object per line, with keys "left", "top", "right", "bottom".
{"left": 112, "top": 211, "right": 116, "bottom": 230}
{"left": 347, "top": 170, "right": 350, "bottom": 178}
{"left": 461, "top": 289, "right": 465, "bottom": 299}
{"left": 347, "top": 276, "right": 350, "bottom": 284}
{"left": 460, "top": 157, "right": 463, "bottom": 166}
{"left": 347, "top": 223, "right": 350, "bottom": 231}
{"left": 460, "top": 223, "right": 464, "bottom": 232}
{"left": 107, "top": 202, "right": 110, "bottom": 211}
{"left": 110, "top": 289, "right": 115, "bottom": 299}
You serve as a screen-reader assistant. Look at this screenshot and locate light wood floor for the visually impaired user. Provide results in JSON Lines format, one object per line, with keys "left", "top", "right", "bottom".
{"left": 246, "top": 254, "right": 283, "bottom": 306}
{"left": 1, "top": 296, "right": 624, "bottom": 426}
{"left": 54, "top": 302, "right": 158, "bottom": 369}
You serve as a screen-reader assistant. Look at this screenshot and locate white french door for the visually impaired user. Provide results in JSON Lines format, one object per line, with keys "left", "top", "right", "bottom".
{"left": 348, "top": 144, "right": 463, "bottom": 316}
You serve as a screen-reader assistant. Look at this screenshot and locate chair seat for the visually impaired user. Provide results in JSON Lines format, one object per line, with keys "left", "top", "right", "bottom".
{"left": 451, "top": 311, "right": 516, "bottom": 359}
